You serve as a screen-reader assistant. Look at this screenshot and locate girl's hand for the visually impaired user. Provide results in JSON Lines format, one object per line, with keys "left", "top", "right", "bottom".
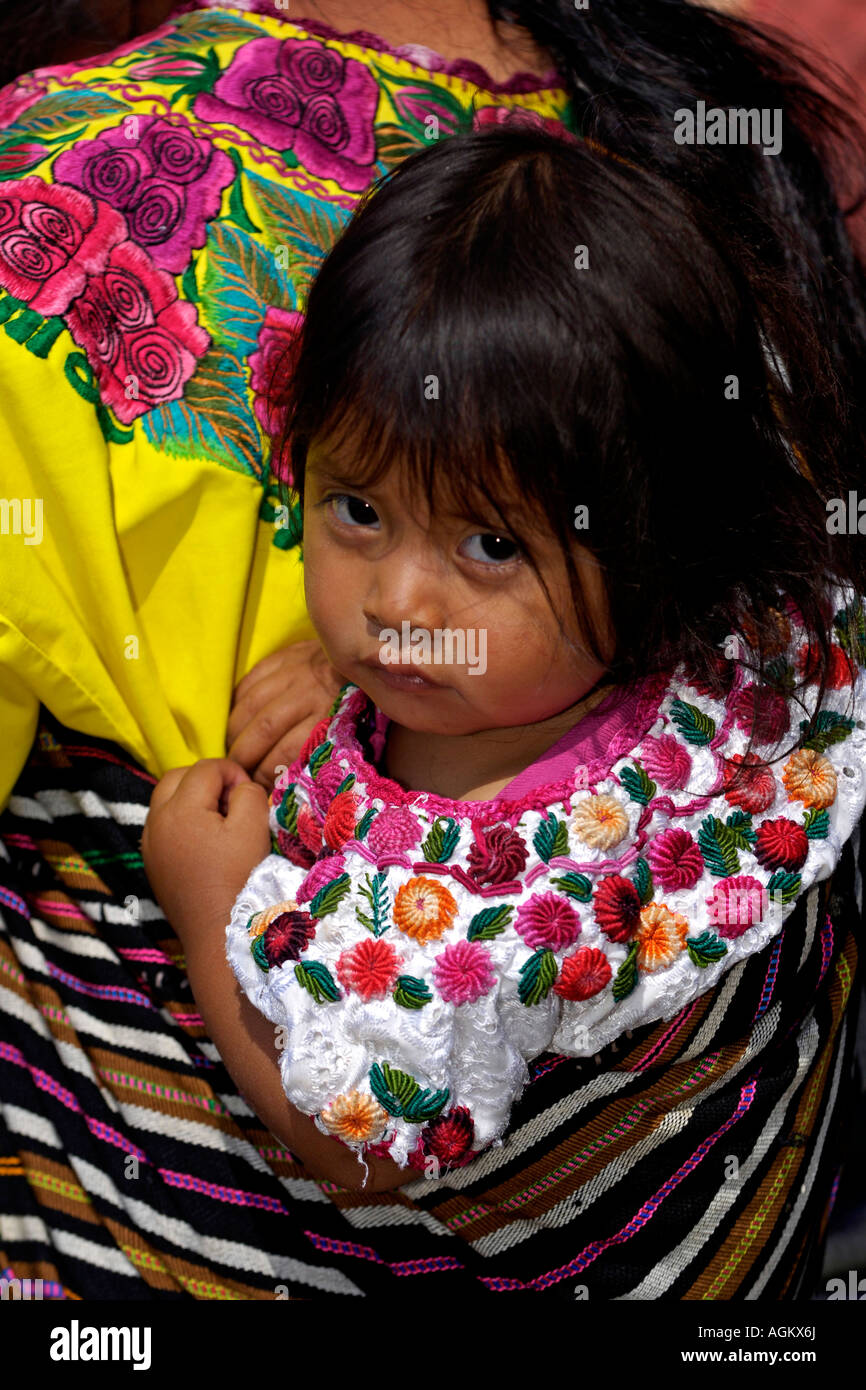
{"left": 141, "top": 759, "right": 271, "bottom": 946}
{"left": 226, "top": 639, "right": 346, "bottom": 792}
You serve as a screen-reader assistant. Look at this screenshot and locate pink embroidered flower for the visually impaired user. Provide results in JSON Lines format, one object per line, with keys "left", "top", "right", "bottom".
{"left": 311, "top": 758, "right": 352, "bottom": 813}
{"left": 296, "top": 803, "right": 324, "bottom": 854}
{"left": 515, "top": 892, "right": 580, "bottom": 952}
{"left": 639, "top": 733, "right": 692, "bottom": 790}
{"left": 322, "top": 789, "right": 358, "bottom": 849}
{"left": 431, "top": 940, "right": 496, "bottom": 1005}
{"left": 645, "top": 828, "right": 704, "bottom": 892}
{"left": 731, "top": 684, "right": 789, "bottom": 745}
{"left": 0, "top": 143, "right": 47, "bottom": 177}
{"left": 394, "top": 86, "right": 466, "bottom": 138}
{"left": 0, "top": 83, "right": 43, "bottom": 127}
{"left": 126, "top": 55, "right": 217, "bottom": 81}
{"left": 705, "top": 875, "right": 767, "bottom": 937}
{"left": 723, "top": 752, "right": 776, "bottom": 814}
{"left": 466, "top": 823, "right": 528, "bottom": 886}
{"left": 572, "top": 793, "right": 629, "bottom": 849}
{"left": 248, "top": 305, "right": 304, "bottom": 482}
{"left": 754, "top": 817, "right": 809, "bottom": 872}
{"left": 553, "top": 947, "right": 612, "bottom": 1001}
{"left": 782, "top": 748, "right": 837, "bottom": 809}
{"left": 367, "top": 806, "right": 423, "bottom": 857}
{"left": 65, "top": 237, "right": 210, "bottom": 423}
{"left": 0, "top": 176, "right": 127, "bottom": 315}
{"left": 473, "top": 105, "right": 575, "bottom": 141}
{"left": 54, "top": 116, "right": 235, "bottom": 274}
{"left": 261, "top": 909, "right": 316, "bottom": 967}
{"left": 635, "top": 903, "right": 689, "bottom": 972}
{"left": 296, "top": 854, "right": 346, "bottom": 904}
{"left": 275, "top": 826, "right": 316, "bottom": 869}
{"left": 194, "top": 37, "right": 379, "bottom": 192}
{"left": 593, "top": 875, "right": 641, "bottom": 943}
{"left": 247, "top": 898, "right": 298, "bottom": 938}
{"left": 795, "top": 641, "right": 854, "bottom": 690}
{"left": 336, "top": 937, "right": 403, "bottom": 1000}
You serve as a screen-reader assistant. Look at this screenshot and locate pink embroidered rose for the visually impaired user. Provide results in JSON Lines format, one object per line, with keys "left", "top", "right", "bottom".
{"left": 336, "top": 937, "right": 403, "bottom": 1000}
{"left": 473, "top": 104, "right": 575, "bottom": 141}
{"left": 366, "top": 805, "right": 423, "bottom": 857}
{"left": 705, "top": 875, "right": 767, "bottom": 937}
{"left": 515, "top": 891, "right": 580, "bottom": 952}
{"left": 466, "top": 823, "right": 528, "bottom": 886}
{"left": 65, "top": 238, "right": 210, "bottom": 423}
{"left": 194, "top": 37, "right": 379, "bottom": 192}
{"left": 640, "top": 733, "right": 691, "bottom": 790}
{"left": 645, "top": 828, "right": 704, "bottom": 892}
{"left": 431, "top": 940, "right": 496, "bottom": 1006}
{"left": 248, "top": 306, "right": 304, "bottom": 482}
{"left": 54, "top": 116, "right": 235, "bottom": 274}
{"left": 554, "top": 947, "right": 612, "bottom": 1001}
{"left": 296, "top": 854, "right": 346, "bottom": 904}
{"left": 723, "top": 752, "right": 776, "bottom": 814}
{"left": 0, "top": 176, "right": 127, "bottom": 315}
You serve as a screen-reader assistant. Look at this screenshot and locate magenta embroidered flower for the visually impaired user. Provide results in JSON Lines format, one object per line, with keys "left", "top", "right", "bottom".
{"left": 515, "top": 891, "right": 580, "bottom": 952}
{"left": 645, "top": 828, "right": 704, "bottom": 892}
{"left": 431, "top": 940, "right": 496, "bottom": 1006}
{"left": 262, "top": 909, "right": 316, "bottom": 967}
{"left": 466, "top": 823, "right": 528, "bottom": 886}
{"left": 705, "top": 875, "right": 767, "bottom": 937}
{"left": 65, "top": 237, "right": 210, "bottom": 423}
{"left": 411, "top": 1106, "right": 475, "bottom": 1169}
{"left": 640, "top": 733, "right": 691, "bottom": 790}
{"left": 336, "top": 937, "right": 403, "bottom": 1001}
{"left": 248, "top": 306, "right": 304, "bottom": 481}
{"left": 193, "top": 37, "right": 379, "bottom": 192}
{"left": 473, "top": 104, "right": 575, "bottom": 141}
{"left": 296, "top": 854, "right": 346, "bottom": 904}
{"left": 54, "top": 117, "right": 234, "bottom": 274}
{"left": 731, "top": 684, "right": 790, "bottom": 745}
{"left": 0, "top": 176, "right": 127, "bottom": 315}
{"left": 0, "top": 84, "right": 42, "bottom": 127}
{"left": 367, "top": 806, "right": 423, "bottom": 857}
{"left": 125, "top": 55, "right": 216, "bottom": 81}
{"left": 311, "top": 757, "right": 352, "bottom": 813}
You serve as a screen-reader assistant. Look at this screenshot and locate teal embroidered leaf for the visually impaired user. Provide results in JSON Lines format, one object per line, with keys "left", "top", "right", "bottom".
{"left": 619, "top": 764, "right": 657, "bottom": 806}
{"left": 294, "top": 960, "right": 340, "bottom": 1003}
{"left": 355, "top": 872, "right": 390, "bottom": 936}
{"left": 250, "top": 934, "right": 269, "bottom": 973}
{"left": 725, "top": 810, "right": 757, "bottom": 850}
{"left": 245, "top": 172, "right": 345, "bottom": 282}
{"left": 143, "top": 347, "right": 261, "bottom": 477}
{"left": 765, "top": 657, "right": 796, "bottom": 694}
{"left": 355, "top": 807, "right": 375, "bottom": 842}
{"left": 374, "top": 120, "right": 427, "bottom": 168}
{"left": 276, "top": 782, "right": 298, "bottom": 834}
{"left": 670, "top": 698, "right": 716, "bottom": 746}
{"left": 698, "top": 816, "right": 741, "bottom": 878}
{"left": 612, "top": 941, "right": 639, "bottom": 1002}
{"left": 334, "top": 773, "right": 357, "bottom": 796}
{"left": 833, "top": 601, "right": 866, "bottom": 664}
{"left": 467, "top": 905, "right": 513, "bottom": 941}
{"left": 119, "top": 8, "right": 263, "bottom": 56}
{"left": 518, "top": 948, "right": 558, "bottom": 1006}
{"left": 369, "top": 1061, "right": 420, "bottom": 1117}
{"left": 403, "top": 1086, "right": 450, "bottom": 1124}
{"left": 549, "top": 872, "right": 592, "bottom": 902}
{"left": 686, "top": 930, "right": 728, "bottom": 968}
{"left": 803, "top": 807, "right": 830, "bottom": 840}
{"left": 308, "top": 873, "right": 351, "bottom": 920}
{"left": 632, "top": 856, "right": 654, "bottom": 907}
{"left": 201, "top": 221, "right": 295, "bottom": 362}
{"left": 226, "top": 147, "right": 262, "bottom": 234}
{"left": 798, "top": 710, "right": 855, "bottom": 754}
{"left": 393, "top": 975, "right": 433, "bottom": 1009}
{"left": 420, "top": 816, "right": 460, "bottom": 863}
{"left": 308, "top": 741, "right": 333, "bottom": 777}
{"left": 533, "top": 813, "right": 569, "bottom": 864}
{"left": 766, "top": 870, "right": 801, "bottom": 904}
{"left": 8, "top": 91, "right": 128, "bottom": 137}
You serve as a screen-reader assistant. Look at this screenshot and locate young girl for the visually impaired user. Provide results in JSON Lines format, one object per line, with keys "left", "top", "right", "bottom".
{"left": 142, "top": 123, "right": 866, "bottom": 1207}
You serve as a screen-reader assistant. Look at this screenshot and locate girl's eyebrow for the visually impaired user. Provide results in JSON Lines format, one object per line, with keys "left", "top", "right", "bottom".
{"left": 306, "top": 456, "right": 366, "bottom": 489}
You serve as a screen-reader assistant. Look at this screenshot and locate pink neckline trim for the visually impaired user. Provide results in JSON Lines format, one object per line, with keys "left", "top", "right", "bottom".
{"left": 169, "top": 1, "right": 564, "bottom": 94}
{"left": 329, "top": 673, "right": 671, "bottom": 821}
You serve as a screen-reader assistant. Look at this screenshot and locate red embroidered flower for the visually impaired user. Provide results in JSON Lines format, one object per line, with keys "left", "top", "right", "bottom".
{"left": 795, "top": 641, "right": 854, "bottom": 690}
{"left": 300, "top": 717, "right": 332, "bottom": 766}
{"left": 754, "top": 817, "right": 809, "bottom": 872}
{"left": 645, "top": 829, "right": 704, "bottom": 892}
{"left": 431, "top": 940, "right": 496, "bottom": 1005}
{"left": 593, "top": 875, "right": 642, "bottom": 942}
{"left": 336, "top": 937, "right": 402, "bottom": 1001}
{"left": 296, "top": 803, "right": 323, "bottom": 854}
{"left": 322, "top": 789, "right": 358, "bottom": 849}
{"left": 705, "top": 875, "right": 767, "bottom": 937}
{"left": 0, "top": 175, "right": 127, "bottom": 315}
{"left": 515, "top": 892, "right": 580, "bottom": 952}
{"left": 262, "top": 910, "right": 316, "bottom": 967}
{"left": 723, "top": 752, "right": 776, "bottom": 814}
{"left": 275, "top": 826, "right": 316, "bottom": 869}
{"left": 553, "top": 947, "right": 612, "bottom": 1001}
{"left": 466, "top": 823, "right": 528, "bottom": 886}
{"left": 731, "top": 685, "right": 789, "bottom": 745}
{"left": 687, "top": 650, "right": 733, "bottom": 697}
{"left": 248, "top": 305, "right": 305, "bottom": 483}
{"left": 416, "top": 1106, "right": 475, "bottom": 1168}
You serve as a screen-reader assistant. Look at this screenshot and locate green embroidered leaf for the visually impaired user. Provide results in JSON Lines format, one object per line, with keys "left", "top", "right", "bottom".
{"left": 334, "top": 773, "right": 357, "bottom": 796}
{"left": 420, "top": 816, "right": 460, "bottom": 863}
{"left": 246, "top": 171, "right": 345, "bottom": 282}
{"left": 9, "top": 91, "right": 128, "bottom": 137}
{"left": 764, "top": 657, "right": 796, "bottom": 694}
{"left": 725, "top": 810, "right": 757, "bottom": 850}
{"left": 698, "top": 816, "right": 741, "bottom": 878}
{"left": 670, "top": 698, "right": 716, "bottom": 747}
{"left": 518, "top": 948, "right": 558, "bottom": 1006}
{"left": 276, "top": 782, "right": 298, "bottom": 834}
{"left": 533, "top": 813, "right": 569, "bottom": 864}
{"left": 181, "top": 259, "right": 199, "bottom": 305}
{"left": 200, "top": 221, "right": 295, "bottom": 362}
{"left": 355, "top": 871, "right": 390, "bottom": 936}
{"left": 686, "top": 930, "right": 728, "bottom": 968}
{"left": 143, "top": 346, "right": 261, "bottom": 477}
{"left": 467, "top": 905, "right": 513, "bottom": 941}
{"left": 549, "top": 872, "right": 593, "bottom": 902}
{"left": 803, "top": 807, "right": 830, "bottom": 840}
{"left": 393, "top": 975, "right": 433, "bottom": 1009}
{"left": 118, "top": 8, "right": 262, "bottom": 56}
{"left": 632, "top": 856, "right": 654, "bottom": 907}
{"left": 620, "top": 764, "right": 657, "bottom": 806}
{"left": 403, "top": 1086, "right": 450, "bottom": 1124}
{"left": 833, "top": 601, "right": 866, "bottom": 664}
{"left": 355, "top": 807, "right": 375, "bottom": 842}
{"left": 766, "top": 870, "right": 801, "bottom": 904}
{"left": 294, "top": 959, "right": 340, "bottom": 1004}
{"left": 612, "top": 941, "right": 639, "bottom": 1002}
{"left": 369, "top": 1061, "right": 420, "bottom": 1117}
{"left": 250, "top": 934, "right": 269, "bottom": 973}
{"left": 798, "top": 710, "right": 856, "bottom": 754}
{"left": 308, "top": 741, "right": 333, "bottom": 777}
{"left": 374, "top": 120, "right": 427, "bottom": 167}
{"left": 308, "top": 873, "right": 351, "bottom": 920}
{"left": 259, "top": 491, "right": 303, "bottom": 550}
{"left": 226, "top": 148, "right": 262, "bottom": 234}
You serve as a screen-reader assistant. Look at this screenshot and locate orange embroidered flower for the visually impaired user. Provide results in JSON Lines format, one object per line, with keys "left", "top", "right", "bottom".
{"left": 782, "top": 748, "right": 837, "bottom": 809}
{"left": 572, "top": 794, "right": 629, "bottom": 850}
{"left": 393, "top": 876, "right": 458, "bottom": 944}
{"left": 636, "top": 903, "right": 689, "bottom": 972}
{"left": 320, "top": 1091, "right": 389, "bottom": 1144}
{"left": 247, "top": 899, "right": 298, "bottom": 938}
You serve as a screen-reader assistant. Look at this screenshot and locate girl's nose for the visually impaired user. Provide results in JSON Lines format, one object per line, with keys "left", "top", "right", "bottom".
{"left": 361, "top": 551, "right": 445, "bottom": 637}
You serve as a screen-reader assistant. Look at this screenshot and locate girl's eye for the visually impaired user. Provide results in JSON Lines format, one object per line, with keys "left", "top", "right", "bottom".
{"left": 329, "top": 494, "right": 380, "bottom": 527}
{"left": 459, "top": 532, "right": 520, "bottom": 565}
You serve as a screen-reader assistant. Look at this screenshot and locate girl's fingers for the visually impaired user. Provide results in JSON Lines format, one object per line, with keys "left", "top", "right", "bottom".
{"left": 148, "top": 765, "right": 191, "bottom": 813}
{"left": 252, "top": 713, "right": 323, "bottom": 791}
{"left": 227, "top": 685, "right": 317, "bottom": 771}
{"left": 171, "top": 758, "right": 251, "bottom": 813}
{"left": 231, "top": 640, "right": 319, "bottom": 710}
{"left": 224, "top": 778, "right": 270, "bottom": 828}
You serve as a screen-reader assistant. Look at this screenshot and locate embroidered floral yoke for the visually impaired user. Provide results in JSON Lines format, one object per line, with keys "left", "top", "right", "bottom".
{"left": 227, "top": 592, "right": 866, "bottom": 1174}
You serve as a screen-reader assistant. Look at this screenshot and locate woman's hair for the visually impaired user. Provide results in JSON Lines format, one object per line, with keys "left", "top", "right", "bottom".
{"left": 268, "top": 0, "right": 866, "bottom": 768}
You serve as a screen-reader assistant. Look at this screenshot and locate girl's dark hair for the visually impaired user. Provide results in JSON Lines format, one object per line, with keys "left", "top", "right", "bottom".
{"left": 0, "top": 1, "right": 133, "bottom": 86}
{"left": 270, "top": 1, "right": 866, "bottom": 769}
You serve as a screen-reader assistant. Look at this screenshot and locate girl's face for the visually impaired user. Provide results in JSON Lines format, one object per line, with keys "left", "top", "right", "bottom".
{"left": 302, "top": 439, "right": 612, "bottom": 736}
